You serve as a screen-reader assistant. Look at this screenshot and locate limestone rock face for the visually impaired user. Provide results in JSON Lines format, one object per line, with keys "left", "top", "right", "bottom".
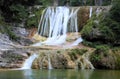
{"left": 0, "top": 49, "right": 28, "bottom": 69}
{"left": 32, "top": 49, "right": 94, "bottom": 69}
{"left": 12, "top": 27, "right": 33, "bottom": 46}
{"left": 0, "top": 33, "right": 14, "bottom": 50}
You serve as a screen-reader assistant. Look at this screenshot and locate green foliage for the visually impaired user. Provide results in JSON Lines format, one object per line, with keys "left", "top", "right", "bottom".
{"left": 100, "top": 17, "right": 119, "bottom": 42}
{"left": 81, "top": 5, "right": 120, "bottom": 46}
{"left": 90, "top": 53, "right": 101, "bottom": 62}
{"left": 110, "top": 0, "right": 120, "bottom": 22}
{"left": 81, "top": 14, "right": 101, "bottom": 41}
{"left": 71, "top": 48, "right": 87, "bottom": 55}
{"left": 26, "top": 16, "right": 37, "bottom": 28}
{"left": 82, "top": 40, "right": 94, "bottom": 47}
{"left": 90, "top": 45, "right": 110, "bottom": 69}
{"left": 0, "top": 0, "right": 32, "bottom": 22}
{"left": 95, "top": 45, "right": 109, "bottom": 57}
{"left": 81, "top": 18, "right": 96, "bottom": 40}
{"left": 70, "top": 0, "right": 80, "bottom": 6}
{"left": 69, "top": 48, "right": 88, "bottom": 61}
{"left": 82, "top": 40, "right": 101, "bottom": 48}
{"left": 41, "top": 0, "right": 53, "bottom": 6}
{"left": 111, "top": 46, "right": 120, "bottom": 69}
{"left": 26, "top": 7, "right": 44, "bottom": 28}
{"left": 10, "top": 4, "right": 28, "bottom": 22}
{"left": 0, "top": 22, "right": 18, "bottom": 40}
{"left": 4, "top": 26, "right": 19, "bottom": 41}
{"left": 112, "top": 47, "right": 120, "bottom": 53}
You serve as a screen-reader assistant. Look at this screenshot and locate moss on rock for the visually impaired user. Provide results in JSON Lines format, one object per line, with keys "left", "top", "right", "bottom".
{"left": 90, "top": 46, "right": 120, "bottom": 69}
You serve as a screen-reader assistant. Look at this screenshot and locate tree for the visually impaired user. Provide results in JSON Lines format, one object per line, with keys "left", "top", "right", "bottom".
{"left": 0, "top": 0, "right": 38, "bottom": 23}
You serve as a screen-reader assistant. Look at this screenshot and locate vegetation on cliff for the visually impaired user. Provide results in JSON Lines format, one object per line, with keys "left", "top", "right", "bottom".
{"left": 81, "top": 1, "right": 120, "bottom": 46}
{"left": 81, "top": 0, "right": 120, "bottom": 69}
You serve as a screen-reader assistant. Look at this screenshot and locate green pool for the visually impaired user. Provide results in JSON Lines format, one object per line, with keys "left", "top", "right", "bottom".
{"left": 0, "top": 69, "right": 120, "bottom": 79}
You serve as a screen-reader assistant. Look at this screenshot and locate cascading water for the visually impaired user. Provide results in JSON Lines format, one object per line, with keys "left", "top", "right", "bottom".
{"left": 33, "top": 6, "right": 81, "bottom": 46}
{"left": 21, "top": 53, "right": 38, "bottom": 69}
{"left": 71, "top": 37, "right": 83, "bottom": 46}
{"left": 89, "top": 7, "right": 93, "bottom": 18}
{"left": 48, "top": 54, "right": 53, "bottom": 69}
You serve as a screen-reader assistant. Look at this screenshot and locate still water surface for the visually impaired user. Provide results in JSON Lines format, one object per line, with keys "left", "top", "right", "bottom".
{"left": 0, "top": 69, "right": 120, "bottom": 79}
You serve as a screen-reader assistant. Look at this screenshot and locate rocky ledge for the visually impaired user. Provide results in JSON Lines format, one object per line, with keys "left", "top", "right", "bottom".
{"left": 32, "top": 47, "right": 95, "bottom": 69}
{"left": 0, "top": 49, "right": 28, "bottom": 69}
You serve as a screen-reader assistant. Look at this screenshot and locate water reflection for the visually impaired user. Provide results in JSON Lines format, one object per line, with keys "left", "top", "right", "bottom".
{"left": 0, "top": 69, "right": 120, "bottom": 79}
{"left": 22, "top": 69, "right": 93, "bottom": 79}
{"left": 23, "top": 69, "right": 33, "bottom": 79}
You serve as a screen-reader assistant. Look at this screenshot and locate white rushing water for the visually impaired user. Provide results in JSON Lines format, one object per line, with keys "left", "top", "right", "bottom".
{"left": 89, "top": 7, "right": 93, "bottom": 18}
{"left": 21, "top": 53, "right": 38, "bottom": 69}
{"left": 34, "top": 6, "right": 80, "bottom": 46}
{"left": 48, "top": 54, "right": 53, "bottom": 69}
{"left": 71, "top": 37, "right": 83, "bottom": 46}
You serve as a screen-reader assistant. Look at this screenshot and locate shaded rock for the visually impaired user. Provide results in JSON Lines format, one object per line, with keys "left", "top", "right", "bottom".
{"left": 90, "top": 47, "right": 120, "bottom": 69}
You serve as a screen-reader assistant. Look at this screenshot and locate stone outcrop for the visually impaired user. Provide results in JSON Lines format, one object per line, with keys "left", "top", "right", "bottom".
{"left": 32, "top": 48, "right": 95, "bottom": 69}
{"left": 0, "top": 33, "right": 14, "bottom": 50}
{"left": 0, "top": 49, "right": 28, "bottom": 69}
{"left": 11, "top": 27, "right": 33, "bottom": 46}
{"left": 90, "top": 47, "right": 120, "bottom": 69}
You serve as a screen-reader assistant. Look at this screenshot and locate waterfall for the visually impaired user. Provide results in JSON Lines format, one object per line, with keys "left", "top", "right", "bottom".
{"left": 21, "top": 53, "right": 38, "bottom": 69}
{"left": 34, "top": 6, "right": 80, "bottom": 46}
{"left": 71, "top": 37, "right": 83, "bottom": 46}
{"left": 89, "top": 7, "right": 93, "bottom": 18}
{"left": 48, "top": 54, "right": 53, "bottom": 69}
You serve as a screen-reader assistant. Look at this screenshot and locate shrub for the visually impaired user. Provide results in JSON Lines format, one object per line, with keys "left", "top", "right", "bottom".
{"left": 4, "top": 26, "right": 19, "bottom": 40}
{"left": 69, "top": 48, "right": 88, "bottom": 61}
{"left": 95, "top": 45, "right": 109, "bottom": 57}
{"left": 81, "top": 7, "right": 120, "bottom": 45}
{"left": 110, "top": 1, "right": 120, "bottom": 23}
{"left": 90, "top": 45, "right": 114, "bottom": 69}
{"left": 90, "top": 45, "right": 110, "bottom": 62}
{"left": 10, "top": 4, "right": 28, "bottom": 23}
{"left": 26, "top": 7, "right": 44, "bottom": 28}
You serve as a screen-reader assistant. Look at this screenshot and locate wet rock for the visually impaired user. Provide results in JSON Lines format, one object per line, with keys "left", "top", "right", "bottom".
{"left": 32, "top": 49, "right": 93, "bottom": 69}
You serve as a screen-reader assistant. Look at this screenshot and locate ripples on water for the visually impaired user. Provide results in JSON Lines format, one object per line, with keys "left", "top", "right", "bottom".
{"left": 0, "top": 69, "right": 120, "bottom": 79}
